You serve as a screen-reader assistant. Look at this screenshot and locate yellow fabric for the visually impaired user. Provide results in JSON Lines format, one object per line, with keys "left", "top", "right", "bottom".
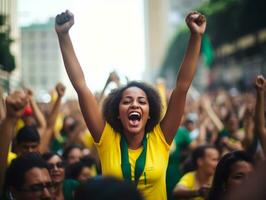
{"left": 95, "top": 123, "right": 170, "bottom": 200}
{"left": 15, "top": 119, "right": 24, "bottom": 133}
{"left": 178, "top": 171, "right": 203, "bottom": 200}
{"left": 7, "top": 151, "right": 17, "bottom": 166}
{"left": 80, "top": 130, "right": 95, "bottom": 149}
{"left": 90, "top": 165, "right": 98, "bottom": 177}
{"left": 54, "top": 113, "right": 64, "bottom": 135}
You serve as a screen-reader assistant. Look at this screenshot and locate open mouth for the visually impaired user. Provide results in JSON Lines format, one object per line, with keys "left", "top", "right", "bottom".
{"left": 128, "top": 112, "right": 141, "bottom": 121}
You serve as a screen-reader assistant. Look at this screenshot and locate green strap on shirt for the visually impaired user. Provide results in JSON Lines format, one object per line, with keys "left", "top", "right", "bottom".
{"left": 120, "top": 134, "right": 147, "bottom": 185}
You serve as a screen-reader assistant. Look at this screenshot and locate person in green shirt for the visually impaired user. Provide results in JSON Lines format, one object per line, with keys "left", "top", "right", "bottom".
{"left": 167, "top": 113, "right": 206, "bottom": 200}
{"left": 166, "top": 126, "right": 192, "bottom": 200}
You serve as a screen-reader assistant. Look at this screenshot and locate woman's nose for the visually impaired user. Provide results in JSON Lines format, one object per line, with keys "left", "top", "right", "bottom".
{"left": 130, "top": 100, "right": 139, "bottom": 108}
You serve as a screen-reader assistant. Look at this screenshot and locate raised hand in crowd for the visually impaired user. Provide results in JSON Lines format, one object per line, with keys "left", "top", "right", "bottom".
{"left": 98, "top": 71, "right": 121, "bottom": 106}
{"left": 200, "top": 95, "right": 224, "bottom": 132}
{"left": 24, "top": 87, "right": 47, "bottom": 136}
{"left": 0, "top": 90, "right": 28, "bottom": 195}
{"left": 254, "top": 75, "right": 266, "bottom": 155}
{"left": 56, "top": 82, "right": 66, "bottom": 98}
{"left": 255, "top": 75, "right": 266, "bottom": 91}
{"left": 242, "top": 103, "right": 255, "bottom": 150}
{"left": 0, "top": 87, "right": 5, "bottom": 122}
{"left": 40, "top": 82, "right": 66, "bottom": 153}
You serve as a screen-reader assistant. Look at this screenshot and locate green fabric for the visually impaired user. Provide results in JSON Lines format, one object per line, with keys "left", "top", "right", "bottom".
{"left": 51, "top": 132, "right": 67, "bottom": 154}
{"left": 201, "top": 34, "right": 215, "bottom": 67}
{"left": 166, "top": 127, "right": 191, "bottom": 200}
{"left": 120, "top": 134, "right": 147, "bottom": 185}
{"left": 219, "top": 128, "right": 229, "bottom": 137}
{"left": 63, "top": 179, "right": 80, "bottom": 200}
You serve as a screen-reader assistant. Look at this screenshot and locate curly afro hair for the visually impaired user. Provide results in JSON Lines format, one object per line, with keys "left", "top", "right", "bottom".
{"left": 102, "top": 81, "right": 162, "bottom": 134}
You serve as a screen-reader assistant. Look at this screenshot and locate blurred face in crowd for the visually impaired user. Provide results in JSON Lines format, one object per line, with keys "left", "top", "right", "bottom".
{"left": 226, "top": 161, "right": 253, "bottom": 191}
{"left": 77, "top": 166, "right": 94, "bottom": 183}
{"left": 184, "top": 121, "right": 195, "bottom": 132}
{"left": 226, "top": 113, "right": 239, "bottom": 133}
{"left": 13, "top": 167, "right": 54, "bottom": 200}
{"left": 46, "top": 155, "right": 65, "bottom": 184}
{"left": 16, "top": 142, "right": 40, "bottom": 156}
{"left": 198, "top": 148, "right": 219, "bottom": 176}
{"left": 22, "top": 116, "right": 36, "bottom": 126}
{"left": 63, "top": 116, "right": 76, "bottom": 133}
{"left": 67, "top": 147, "right": 82, "bottom": 165}
{"left": 118, "top": 87, "right": 150, "bottom": 135}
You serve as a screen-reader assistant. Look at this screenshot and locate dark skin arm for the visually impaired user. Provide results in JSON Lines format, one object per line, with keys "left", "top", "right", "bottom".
{"left": 242, "top": 104, "right": 254, "bottom": 150}
{"left": 39, "top": 83, "right": 65, "bottom": 153}
{"left": 55, "top": 10, "right": 105, "bottom": 143}
{"left": 55, "top": 10, "right": 206, "bottom": 146}
{"left": 254, "top": 75, "right": 266, "bottom": 155}
{"left": 0, "top": 91, "right": 28, "bottom": 196}
{"left": 24, "top": 88, "right": 47, "bottom": 137}
{"left": 160, "top": 12, "right": 206, "bottom": 144}
{"left": 0, "top": 87, "right": 5, "bottom": 122}
{"left": 173, "top": 185, "right": 210, "bottom": 199}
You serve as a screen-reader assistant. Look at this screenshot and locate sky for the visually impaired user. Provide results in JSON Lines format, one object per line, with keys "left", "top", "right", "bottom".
{"left": 18, "top": 0, "right": 145, "bottom": 92}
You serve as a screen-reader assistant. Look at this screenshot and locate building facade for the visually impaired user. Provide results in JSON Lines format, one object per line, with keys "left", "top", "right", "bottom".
{"left": 21, "top": 18, "right": 74, "bottom": 100}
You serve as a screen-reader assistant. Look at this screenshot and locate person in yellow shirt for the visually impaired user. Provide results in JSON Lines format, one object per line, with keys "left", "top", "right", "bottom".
{"left": 55, "top": 9, "right": 206, "bottom": 200}
{"left": 7, "top": 151, "right": 17, "bottom": 166}
{"left": 173, "top": 145, "right": 219, "bottom": 200}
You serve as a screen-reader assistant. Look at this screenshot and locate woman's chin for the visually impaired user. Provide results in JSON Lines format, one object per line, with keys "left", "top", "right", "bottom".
{"left": 52, "top": 176, "right": 64, "bottom": 184}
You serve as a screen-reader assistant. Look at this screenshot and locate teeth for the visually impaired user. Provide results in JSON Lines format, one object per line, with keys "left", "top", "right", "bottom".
{"left": 129, "top": 112, "right": 140, "bottom": 117}
{"left": 128, "top": 112, "right": 141, "bottom": 121}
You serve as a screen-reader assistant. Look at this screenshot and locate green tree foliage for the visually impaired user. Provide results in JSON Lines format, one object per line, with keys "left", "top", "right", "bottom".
{"left": 201, "top": 0, "right": 266, "bottom": 48}
{"left": 0, "top": 14, "right": 15, "bottom": 73}
{"left": 160, "top": 0, "right": 266, "bottom": 78}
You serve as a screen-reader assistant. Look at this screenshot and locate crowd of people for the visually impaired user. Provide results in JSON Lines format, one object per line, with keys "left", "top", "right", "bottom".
{"left": 0, "top": 10, "right": 265, "bottom": 200}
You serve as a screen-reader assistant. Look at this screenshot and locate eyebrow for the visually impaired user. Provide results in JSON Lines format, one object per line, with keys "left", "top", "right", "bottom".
{"left": 123, "top": 96, "right": 147, "bottom": 99}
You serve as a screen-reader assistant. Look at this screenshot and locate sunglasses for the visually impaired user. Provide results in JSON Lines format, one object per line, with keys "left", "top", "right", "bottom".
{"left": 47, "top": 162, "right": 65, "bottom": 170}
{"left": 19, "top": 181, "right": 55, "bottom": 193}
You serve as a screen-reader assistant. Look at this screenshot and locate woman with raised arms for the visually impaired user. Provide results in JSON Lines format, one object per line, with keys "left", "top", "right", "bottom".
{"left": 55, "top": 10, "right": 206, "bottom": 200}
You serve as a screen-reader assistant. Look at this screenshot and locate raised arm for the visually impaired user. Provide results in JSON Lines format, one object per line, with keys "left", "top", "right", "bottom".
{"left": 254, "top": 75, "right": 266, "bottom": 154}
{"left": 0, "top": 87, "right": 5, "bottom": 122}
{"left": 47, "top": 83, "right": 65, "bottom": 128}
{"left": 0, "top": 90, "right": 28, "bottom": 195}
{"left": 200, "top": 95, "right": 224, "bottom": 132}
{"left": 25, "top": 88, "right": 47, "bottom": 136}
{"left": 242, "top": 103, "right": 255, "bottom": 150}
{"left": 98, "top": 71, "right": 121, "bottom": 104}
{"left": 160, "top": 12, "right": 206, "bottom": 144}
{"left": 40, "top": 83, "right": 65, "bottom": 153}
{"left": 55, "top": 10, "right": 105, "bottom": 142}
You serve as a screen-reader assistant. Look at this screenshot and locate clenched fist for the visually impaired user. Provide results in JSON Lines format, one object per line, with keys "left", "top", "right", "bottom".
{"left": 6, "top": 90, "right": 28, "bottom": 119}
{"left": 186, "top": 11, "right": 206, "bottom": 35}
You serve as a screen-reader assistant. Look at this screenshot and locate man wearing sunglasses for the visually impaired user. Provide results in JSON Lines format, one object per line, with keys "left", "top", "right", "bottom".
{"left": 4, "top": 152, "right": 55, "bottom": 200}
